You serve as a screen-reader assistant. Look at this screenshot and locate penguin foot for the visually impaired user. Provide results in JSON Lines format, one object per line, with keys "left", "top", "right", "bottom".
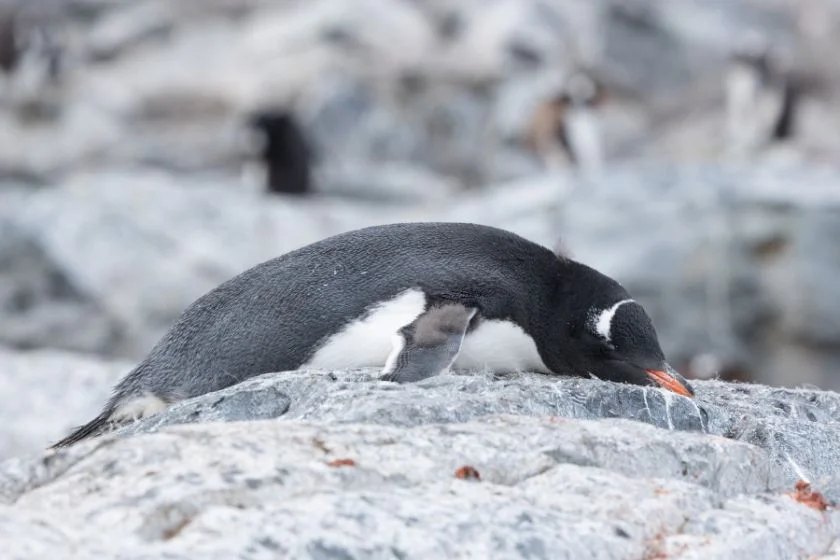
{"left": 379, "top": 303, "right": 477, "bottom": 384}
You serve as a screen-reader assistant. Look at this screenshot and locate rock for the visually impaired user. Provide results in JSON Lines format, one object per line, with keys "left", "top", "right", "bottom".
{"left": 314, "top": 160, "right": 461, "bottom": 203}
{"left": 110, "top": 370, "right": 840, "bottom": 499}
{"left": 0, "top": 100, "right": 123, "bottom": 180}
{"left": 296, "top": 71, "right": 497, "bottom": 188}
{"left": 1, "top": 369, "right": 838, "bottom": 559}
{"left": 0, "top": 346, "right": 131, "bottom": 461}
{"left": 825, "top": 540, "right": 840, "bottom": 559}
{"left": 0, "top": 189, "right": 122, "bottom": 356}
{"left": 85, "top": 0, "right": 178, "bottom": 62}
{"left": 436, "top": 172, "right": 566, "bottom": 247}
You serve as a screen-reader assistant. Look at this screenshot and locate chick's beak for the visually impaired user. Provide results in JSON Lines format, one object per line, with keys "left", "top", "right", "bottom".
{"left": 645, "top": 363, "right": 695, "bottom": 398}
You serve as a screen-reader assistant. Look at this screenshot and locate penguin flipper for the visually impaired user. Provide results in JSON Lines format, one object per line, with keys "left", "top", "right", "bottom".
{"left": 380, "top": 303, "right": 477, "bottom": 384}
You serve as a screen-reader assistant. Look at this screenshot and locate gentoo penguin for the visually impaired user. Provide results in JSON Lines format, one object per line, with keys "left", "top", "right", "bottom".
{"left": 0, "top": 6, "right": 20, "bottom": 76}
{"left": 245, "top": 110, "right": 313, "bottom": 196}
{"left": 51, "top": 222, "right": 694, "bottom": 448}
{"left": 527, "top": 72, "right": 605, "bottom": 171}
{"left": 725, "top": 37, "right": 798, "bottom": 155}
{"left": 0, "top": 8, "right": 63, "bottom": 108}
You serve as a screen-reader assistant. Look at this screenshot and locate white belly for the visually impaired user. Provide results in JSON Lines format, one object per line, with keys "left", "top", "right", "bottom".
{"left": 301, "top": 288, "right": 551, "bottom": 374}
{"left": 301, "top": 289, "right": 427, "bottom": 370}
{"left": 454, "top": 319, "right": 551, "bottom": 374}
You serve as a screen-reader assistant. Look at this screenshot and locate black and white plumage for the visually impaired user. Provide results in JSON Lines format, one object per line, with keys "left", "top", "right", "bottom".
{"left": 246, "top": 110, "right": 313, "bottom": 196}
{"left": 52, "top": 222, "right": 694, "bottom": 448}
{"left": 725, "top": 38, "right": 798, "bottom": 154}
{"left": 527, "top": 72, "right": 605, "bottom": 172}
{"left": 555, "top": 72, "right": 605, "bottom": 170}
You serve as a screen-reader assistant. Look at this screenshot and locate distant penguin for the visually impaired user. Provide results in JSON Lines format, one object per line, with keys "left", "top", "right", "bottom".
{"left": 0, "top": 11, "right": 64, "bottom": 112}
{"left": 52, "top": 222, "right": 694, "bottom": 448}
{"left": 245, "top": 109, "right": 313, "bottom": 196}
{"left": 725, "top": 36, "right": 798, "bottom": 155}
{"left": 0, "top": 5, "right": 20, "bottom": 76}
{"left": 527, "top": 71, "right": 605, "bottom": 171}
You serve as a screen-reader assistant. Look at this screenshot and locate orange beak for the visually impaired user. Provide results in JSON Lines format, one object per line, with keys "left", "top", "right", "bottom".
{"left": 645, "top": 365, "right": 695, "bottom": 398}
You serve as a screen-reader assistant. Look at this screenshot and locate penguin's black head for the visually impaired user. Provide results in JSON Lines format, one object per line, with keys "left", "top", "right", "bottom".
{"left": 566, "top": 298, "right": 695, "bottom": 398}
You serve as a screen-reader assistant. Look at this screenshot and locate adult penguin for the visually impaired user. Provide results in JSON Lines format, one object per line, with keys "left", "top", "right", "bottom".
{"left": 52, "top": 222, "right": 694, "bottom": 447}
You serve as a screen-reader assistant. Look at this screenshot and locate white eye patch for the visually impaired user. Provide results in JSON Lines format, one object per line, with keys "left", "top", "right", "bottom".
{"left": 591, "top": 299, "right": 634, "bottom": 344}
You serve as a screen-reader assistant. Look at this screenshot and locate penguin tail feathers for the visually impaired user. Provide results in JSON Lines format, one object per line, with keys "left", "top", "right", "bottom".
{"left": 50, "top": 390, "right": 172, "bottom": 449}
{"left": 49, "top": 407, "right": 115, "bottom": 449}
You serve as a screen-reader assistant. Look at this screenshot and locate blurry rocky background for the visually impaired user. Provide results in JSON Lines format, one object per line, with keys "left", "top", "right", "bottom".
{"left": 3, "top": 0, "right": 840, "bottom": 437}
{"left": 2, "top": 4, "right": 840, "bottom": 555}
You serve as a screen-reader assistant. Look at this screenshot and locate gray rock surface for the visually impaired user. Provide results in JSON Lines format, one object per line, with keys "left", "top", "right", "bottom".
{"left": 1, "top": 368, "right": 837, "bottom": 559}
{"left": 112, "top": 369, "right": 840, "bottom": 500}
{"left": 0, "top": 347, "right": 131, "bottom": 460}
{"left": 0, "top": 201, "right": 122, "bottom": 356}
